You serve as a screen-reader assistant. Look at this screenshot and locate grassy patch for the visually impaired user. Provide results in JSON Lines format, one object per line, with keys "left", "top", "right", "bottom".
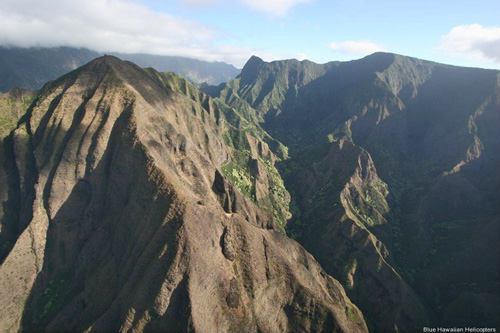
{"left": 38, "top": 277, "right": 68, "bottom": 320}
{"left": 221, "top": 161, "right": 255, "bottom": 200}
{"left": 346, "top": 306, "right": 364, "bottom": 324}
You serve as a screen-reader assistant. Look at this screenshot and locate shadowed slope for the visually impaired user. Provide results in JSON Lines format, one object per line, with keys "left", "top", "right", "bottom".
{"left": 0, "top": 56, "right": 367, "bottom": 332}
{"left": 213, "top": 52, "right": 500, "bottom": 331}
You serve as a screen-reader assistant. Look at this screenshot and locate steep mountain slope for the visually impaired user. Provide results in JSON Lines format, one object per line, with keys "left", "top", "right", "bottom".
{"left": 211, "top": 53, "right": 500, "bottom": 331}
{"left": 0, "top": 56, "right": 367, "bottom": 332}
{"left": 0, "top": 47, "right": 240, "bottom": 93}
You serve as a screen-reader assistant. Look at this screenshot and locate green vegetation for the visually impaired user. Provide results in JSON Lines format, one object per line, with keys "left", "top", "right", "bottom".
{"left": 327, "top": 124, "right": 353, "bottom": 143}
{"left": 224, "top": 56, "right": 335, "bottom": 117}
{"left": 155, "top": 71, "right": 192, "bottom": 96}
{"left": 214, "top": 84, "right": 292, "bottom": 230}
{"left": 213, "top": 54, "right": 500, "bottom": 331}
{"left": 342, "top": 257, "right": 358, "bottom": 289}
{"left": 0, "top": 108, "right": 18, "bottom": 137}
{"left": 346, "top": 306, "right": 363, "bottom": 324}
{"left": 221, "top": 161, "right": 255, "bottom": 200}
{"left": 219, "top": 144, "right": 290, "bottom": 231}
{"left": 257, "top": 155, "right": 289, "bottom": 229}
{"left": 38, "top": 277, "right": 68, "bottom": 321}
{"left": 0, "top": 89, "right": 35, "bottom": 136}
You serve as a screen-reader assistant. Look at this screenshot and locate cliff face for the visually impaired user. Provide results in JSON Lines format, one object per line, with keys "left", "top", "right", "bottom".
{"left": 0, "top": 88, "right": 36, "bottom": 255}
{"left": 0, "top": 56, "right": 367, "bottom": 332}
{"left": 213, "top": 52, "right": 500, "bottom": 331}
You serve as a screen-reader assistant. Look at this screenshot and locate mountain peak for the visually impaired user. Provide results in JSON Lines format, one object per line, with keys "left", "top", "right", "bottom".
{"left": 83, "top": 55, "right": 134, "bottom": 73}
{"left": 239, "top": 55, "right": 265, "bottom": 80}
{"left": 90, "top": 54, "right": 122, "bottom": 64}
{"left": 247, "top": 55, "right": 264, "bottom": 64}
{"left": 356, "top": 51, "right": 396, "bottom": 69}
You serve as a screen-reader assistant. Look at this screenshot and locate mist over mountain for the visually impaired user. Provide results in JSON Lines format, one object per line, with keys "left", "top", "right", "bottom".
{"left": 108, "top": 52, "right": 240, "bottom": 87}
{"left": 0, "top": 47, "right": 240, "bottom": 93}
{"left": 0, "top": 47, "right": 100, "bottom": 92}
{"left": 0, "top": 51, "right": 498, "bottom": 332}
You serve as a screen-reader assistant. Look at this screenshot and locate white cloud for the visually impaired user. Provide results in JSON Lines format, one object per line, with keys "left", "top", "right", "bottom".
{"left": 295, "top": 53, "right": 309, "bottom": 61}
{"left": 0, "top": 0, "right": 211, "bottom": 52}
{"left": 439, "top": 24, "right": 500, "bottom": 63}
{"left": 0, "top": 0, "right": 277, "bottom": 66}
{"left": 329, "top": 40, "right": 387, "bottom": 55}
{"left": 241, "top": 0, "right": 312, "bottom": 16}
{"left": 181, "top": 0, "right": 311, "bottom": 15}
{"left": 182, "top": 0, "right": 221, "bottom": 6}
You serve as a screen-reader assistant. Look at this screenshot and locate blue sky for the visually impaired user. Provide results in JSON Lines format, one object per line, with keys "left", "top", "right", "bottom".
{"left": 1, "top": 0, "right": 499, "bottom": 69}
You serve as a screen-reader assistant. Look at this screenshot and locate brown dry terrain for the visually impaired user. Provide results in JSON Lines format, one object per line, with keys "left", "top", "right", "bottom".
{"left": 0, "top": 56, "right": 367, "bottom": 332}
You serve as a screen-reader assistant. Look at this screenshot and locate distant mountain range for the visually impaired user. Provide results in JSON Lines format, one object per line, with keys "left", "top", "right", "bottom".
{"left": 0, "top": 46, "right": 240, "bottom": 92}
{"left": 108, "top": 52, "right": 241, "bottom": 87}
{"left": 0, "top": 52, "right": 498, "bottom": 331}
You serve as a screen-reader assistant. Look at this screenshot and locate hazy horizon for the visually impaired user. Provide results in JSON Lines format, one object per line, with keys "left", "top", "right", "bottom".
{"left": 1, "top": 0, "right": 499, "bottom": 69}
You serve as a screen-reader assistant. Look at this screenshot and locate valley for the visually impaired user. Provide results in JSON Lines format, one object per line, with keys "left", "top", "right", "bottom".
{"left": 0, "top": 52, "right": 498, "bottom": 332}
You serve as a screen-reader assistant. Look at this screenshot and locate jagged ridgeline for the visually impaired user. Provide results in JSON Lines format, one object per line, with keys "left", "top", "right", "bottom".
{"left": 143, "top": 67, "right": 291, "bottom": 231}
{"left": 0, "top": 56, "right": 367, "bottom": 332}
{"left": 204, "top": 53, "right": 500, "bottom": 331}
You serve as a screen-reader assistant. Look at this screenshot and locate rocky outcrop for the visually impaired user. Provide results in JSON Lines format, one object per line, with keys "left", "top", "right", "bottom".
{"left": 0, "top": 56, "right": 367, "bottom": 332}
{"left": 287, "top": 138, "right": 430, "bottom": 331}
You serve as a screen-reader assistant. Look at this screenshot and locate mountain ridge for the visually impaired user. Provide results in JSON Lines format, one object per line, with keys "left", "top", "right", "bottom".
{"left": 207, "top": 52, "right": 500, "bottom": 331}
{"left": 0, "top": 55, "right": 367, "bottom": 332}
{"left": 0, "top": 51, "right": 498, "bottom": 332}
